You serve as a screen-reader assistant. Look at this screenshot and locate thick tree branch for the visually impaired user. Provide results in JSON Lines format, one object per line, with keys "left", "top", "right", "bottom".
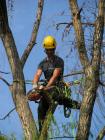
{"left": 21, "top": 0, "right": 44, "bottom": 68}
{"left": 75, "top": 0, "right": 105, "bottom": 139}
{"left": 0, "top": 1, "right": 39, "bottom": 139}
{"left": 69, "top": 0, "right": 90, "bottom": 68}
{"left": 92, "top": 0, "right": 105, "bottom": 68}
{"left": 0, "top": 4, "right": 22, "bottom": 80}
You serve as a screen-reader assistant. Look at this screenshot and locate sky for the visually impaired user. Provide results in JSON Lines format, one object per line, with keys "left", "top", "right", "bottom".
{"left": 0, "top": 0, "right": 105, "bottom": 140}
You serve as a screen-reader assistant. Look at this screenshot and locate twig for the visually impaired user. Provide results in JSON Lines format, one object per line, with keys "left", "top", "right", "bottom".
{"left": 50, "top": 136, "right": 75, "bottom": 139}
{"left": 99, "top": 81, "right": 105, "bottom": 87}
{"left": 0, "top": 107, "right": 16, "bottom": 120}
{"left": 56, "top": 22, "right": 94, "bottom": 30}
{"left": 0, "top": 76, "right": 10, "bottom": 86}
{"left": 96, "top": 126, "right": 105, "bottom": 140}
{"left": 63, "top": 70, "right": 84, "bottom": 78}
{"left": 56, "top": 22, "right": 73, "bottom": 30}
{"left": 0, "top": 70, "right": 10, "bottom": 74}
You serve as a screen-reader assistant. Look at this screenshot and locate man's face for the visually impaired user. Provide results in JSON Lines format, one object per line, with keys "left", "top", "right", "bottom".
{"left": 44, "top": 48, "right": 55, "bottom": 57}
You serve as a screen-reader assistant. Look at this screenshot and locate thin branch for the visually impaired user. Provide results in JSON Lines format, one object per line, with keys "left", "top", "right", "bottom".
{"left": 14, "top": 68, "right": 105, "bottom": 85}
{"left": 25, "top": 70, "right": 84, "bottom": 84}
{"left": 56, "top": 22, "right": 73, "bottom": 30}
{"left": 0, "top": 76, "right": 10, "bottom": 86}
{"left": 95, "top": 0, "right": 98, "bottom": 9}
{"left": 50, "top": 136, "right": 75, "bottom": 139}
{"left": 0, "top": 70, "right": 10, "bottom": 74}
{"left": 21, "top": 0, "right": 44, "bottom": 68}
{"left": 56, "top": 22, "right": 94, "bottom": 30}
{"left": 96, "top": 126, "right": 105, "bottom": 140}
{"left": 12, "top": 70, "right": 84, "bottom": 85}
{"left": 0, "top": 107, "right": 16, "bottom": 120}
{"left": 63, "top": 70, "right": 84, "bottom": 78}
{"left": 99, "top": 81, "right": 105, "bottom": 87}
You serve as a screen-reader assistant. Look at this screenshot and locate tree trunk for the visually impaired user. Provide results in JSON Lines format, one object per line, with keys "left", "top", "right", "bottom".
{"left": 1, "top": 30, "right": 39, "bottom": 140}
{"left": 0, "top": 0, "right": 44, "bottom": 139}
{"left": 69, "top": 0, "right": 104, "bottom": 139}
{"left": 77, "top": 66, "right": 99, "bottom": 140}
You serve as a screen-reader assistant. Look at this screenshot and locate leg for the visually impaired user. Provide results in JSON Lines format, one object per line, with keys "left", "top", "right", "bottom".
{"left": 57, "top": 96, "right": 81, "bottom": 109}
{"left": 53, "top": 85, "right": 81, "bottom": 109}
{"left": 68, "top": 99, "right": 81, "bottom": 109}
{"left": 62, "top": 97, "right": 81, "bottom": 109}
{"left": 38, "top": 97, "right": 49, "bottom": 132}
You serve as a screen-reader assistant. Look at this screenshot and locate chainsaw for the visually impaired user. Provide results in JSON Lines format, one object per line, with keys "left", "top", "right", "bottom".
{"left": 27, "top": 80, "right": 54, "bottom": 101}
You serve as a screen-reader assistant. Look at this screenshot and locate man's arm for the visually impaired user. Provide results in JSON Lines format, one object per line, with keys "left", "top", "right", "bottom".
{"left": 33, "top": 69, "right": 42, "bottom": 88}
{"left": 46, "top": 68, "right": 61, "bottom": 88}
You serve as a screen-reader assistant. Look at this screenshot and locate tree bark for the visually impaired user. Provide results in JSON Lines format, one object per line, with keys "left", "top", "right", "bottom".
{"left": 69, "top": 0, "right": 104, "bottom": 139}
{"left": 69, "top": 0, "right": 89, "bottom": 68}
{"left": 39, "top": 102, "right": 57, "bottom": 140}
{"left": 1, "top": 29, "right": 39, "bottom": 140}
{"left": 0, "top": 0, "right": 40, "bottom": 139}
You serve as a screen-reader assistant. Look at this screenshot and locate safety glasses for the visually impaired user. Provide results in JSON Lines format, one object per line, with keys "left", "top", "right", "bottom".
{"left": 44, "top": 48, "right": 55, "bottom": 53}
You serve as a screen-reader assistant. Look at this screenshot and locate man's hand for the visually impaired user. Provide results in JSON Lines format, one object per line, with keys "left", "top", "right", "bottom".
{"left": 38, "top": 85, "right": 49, "bottom": 91}
{"left": 32, "top": 83, "right": 38, "bottom": 92}
{"left": 33, "top": 83, "right": 38, "bottom": 89}
{"left": 39, "top": 85, "right": 44, "bottom": 90}
{"left": 33, "top": 84, "right": 52, "bottom": 92}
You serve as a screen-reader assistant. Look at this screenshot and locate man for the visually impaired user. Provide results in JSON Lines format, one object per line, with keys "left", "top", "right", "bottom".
{"left": 32, "top": 35, "right": 80, "bottom": 131}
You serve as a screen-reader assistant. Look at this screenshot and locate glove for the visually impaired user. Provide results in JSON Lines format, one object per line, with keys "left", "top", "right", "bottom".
{"left": 39, "top": 85, "right": 44, "bottom": 90}
{"left": 32, "top": 83, "right": 38, "bottom": 91}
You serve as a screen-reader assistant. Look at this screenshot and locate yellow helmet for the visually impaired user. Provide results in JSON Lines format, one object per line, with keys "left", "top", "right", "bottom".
{"left": 43, "top": 35, "right": 56, "bottom": 49}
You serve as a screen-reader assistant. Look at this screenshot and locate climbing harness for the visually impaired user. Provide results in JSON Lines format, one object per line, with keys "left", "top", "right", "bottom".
{"left": 27, "top": 79, "right": 81, "bottom": 118}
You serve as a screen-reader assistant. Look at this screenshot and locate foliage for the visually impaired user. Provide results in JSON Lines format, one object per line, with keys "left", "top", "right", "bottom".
{"left": 0, "top": 133, "right": 17, "bottom": 140}
{"left": 0, "top": 135, "right": 7, "bottom": 140}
